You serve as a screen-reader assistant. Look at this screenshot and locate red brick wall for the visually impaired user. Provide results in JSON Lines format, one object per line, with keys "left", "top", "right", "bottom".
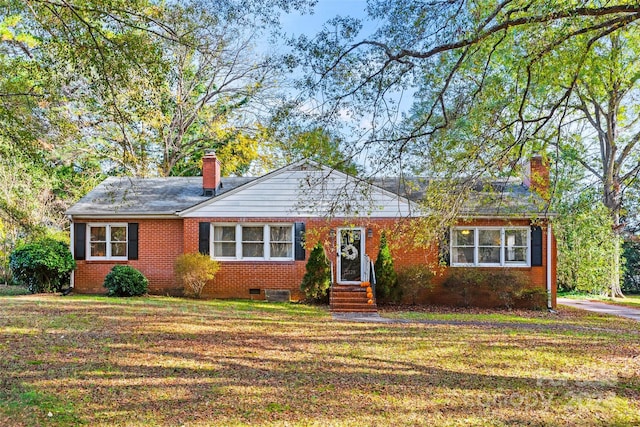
{"left": 184, "top": 217, "right": 313, "bottom": 300}
{"left": 73, "top": 216, "right": 557, "bottom": 308}
{"left": 73, "top": 219, "right": 184, "bottom": 295}
{"left": 420, "top": 219, "right": 556, "bottom": 308}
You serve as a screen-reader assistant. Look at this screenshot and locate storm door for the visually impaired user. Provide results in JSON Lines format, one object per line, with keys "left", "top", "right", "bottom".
{"left": 337, "top": 228, "right": 364, "bottom": 284}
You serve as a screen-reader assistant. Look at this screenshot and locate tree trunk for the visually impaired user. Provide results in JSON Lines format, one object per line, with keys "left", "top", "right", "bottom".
{"left": 606, "top": 187, "right": 625, "bottom": 298}
{"left": 611, "top": 233, "right": 624, "bottom": 297}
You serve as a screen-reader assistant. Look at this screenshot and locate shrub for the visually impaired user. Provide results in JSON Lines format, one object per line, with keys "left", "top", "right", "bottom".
{"left": 397, "top": 265, "right": 435, "bottom": 305}
{"left": 442, "top": 268, "right": 481, "bottom": 307}
{"left": 103, "top": 265, "right": 148, "bottom": 297}
{"left": 300, "top": 243, "right": 331, "bottom": 303}
{"left": 487, "top": 269, "right": 529, "bottom": 309}
{"left": 174, "top": 253, "right": 219, "bottom": 298}
{"left": 443, "top": 268, "right": 541, "bottom": 308}
{"left": 9, "top": 238, "right": 75, "bottom": 293}
{"left": 516, "top": 288, "right": 548, "bottom": 310}
{"left": 374, "top": 232, "right": 400, "bottom": 302}
{"left": 623, "top": 241, "right": 640, "bottom": 294}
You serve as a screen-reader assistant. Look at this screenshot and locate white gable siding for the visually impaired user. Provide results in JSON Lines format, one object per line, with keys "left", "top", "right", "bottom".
{"left": 180, "top": 168, "right": 416, "bottom": 218}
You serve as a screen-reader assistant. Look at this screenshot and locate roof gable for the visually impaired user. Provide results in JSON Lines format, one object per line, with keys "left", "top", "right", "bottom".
{"left": 179, "top": 160, "right": 417, "bottom": 218}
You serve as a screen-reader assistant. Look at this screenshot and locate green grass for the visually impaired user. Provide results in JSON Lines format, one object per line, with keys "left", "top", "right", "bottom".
{"left": 0, "top": 284, "right": 30, "bottom": 296}
{"left": 1, "top": 295, "right": 638, "bottom": 426}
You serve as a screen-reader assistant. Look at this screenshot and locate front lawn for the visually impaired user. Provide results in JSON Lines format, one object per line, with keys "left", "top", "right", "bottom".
{"left": 0, "top": 295, "right": 638, "bottom": 426}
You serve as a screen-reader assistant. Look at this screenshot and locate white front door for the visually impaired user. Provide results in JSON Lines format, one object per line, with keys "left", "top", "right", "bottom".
{"left": 337, "top": 228, "right": 364, "bottom": 284}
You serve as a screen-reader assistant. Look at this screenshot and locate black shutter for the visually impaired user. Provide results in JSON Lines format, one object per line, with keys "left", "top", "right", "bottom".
{"left": 73, "top": 223, "right": 86, "bottom": 260}
{"left": 531, "top": 225, "right": 543, "bottom": 266}
{"left": 128, "top": 223, "right": 139, "bottom": 260}
{"left": 439, "top": 228, "right": 450, "bottom": 266}
{"left": 199, "top": 222, "right": 210, "bottom": 255}
{"left": 294, "top": 222, "right": 306, "bottom": 260}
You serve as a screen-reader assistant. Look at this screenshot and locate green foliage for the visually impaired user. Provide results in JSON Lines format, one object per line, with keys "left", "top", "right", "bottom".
{"left": 103, "top": 265, "right": 148, "bottom": 297}
{"left": 396, "top": 265, "right": 434, "bottom": 305}
{"left": 174, "top": 253, "right": 220, "bottom": 298}
{"left": 300, "top": 243, "right": 331, "bottom": 303}
{"left": 9, "top": 238, "right": 75, "bottom": 293}
{"left": 622, "top": 241, "right": 640, "bottom": 294}
{"left": 1, "top": 0, "right": 309, "bottom": 247}
{"left": 0, "top": 284, "right": 30, "bottom": 296}
{"left": 374, "top": 232, "right": 399, "bottom": 302}
{"left": 555, "top": 196, "right": 619, "bottom": 295}
{"left": 0, "top": 220, "right": 12, "bottom": 284}
{"left": 267, "top": 126, "right": 360, "bottom": 175}
{"left": 443, "top": 268, "right": 544, "bottom": 309}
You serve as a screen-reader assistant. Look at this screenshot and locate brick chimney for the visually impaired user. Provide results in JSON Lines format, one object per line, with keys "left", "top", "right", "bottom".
{"left": 524, "top": 154, "right": 550, "bottom": 200}
{"left": 202, "top": 150, "right": 221, "bottom": 196}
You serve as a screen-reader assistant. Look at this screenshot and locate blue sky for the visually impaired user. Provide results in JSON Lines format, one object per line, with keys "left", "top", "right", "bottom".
{"left": 279, "top": 0, "right": 377, "bottom": 42}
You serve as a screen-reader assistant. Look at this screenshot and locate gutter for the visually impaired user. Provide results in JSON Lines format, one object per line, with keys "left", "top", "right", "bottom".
{"left": 65, "top": 214, "right": 180, "bottom": 220}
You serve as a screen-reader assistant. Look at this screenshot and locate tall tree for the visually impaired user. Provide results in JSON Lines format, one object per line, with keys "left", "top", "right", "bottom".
{"left": 554, "top": 30, "right": 640, "bottom": 296}
{"left": 79, "top": 1, "right": 282, "bottom": 177}
{"left": 294, "top": 1, "right": 640, "bottom": 295}
{"left": 0, "top": 0, "right": 316, "bottom": 256}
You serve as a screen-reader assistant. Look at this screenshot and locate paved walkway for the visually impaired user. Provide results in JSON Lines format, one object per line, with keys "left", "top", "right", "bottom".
{"left": 558, "top": 298, "right": 640, "bottom": 322}
{"left": 332, "top": 299, "right": 640, "bottom": 325}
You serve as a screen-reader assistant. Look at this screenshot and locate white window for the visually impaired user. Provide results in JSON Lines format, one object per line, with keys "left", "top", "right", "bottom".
{"left": 211, "top": 224, "right": 293, "bottom": 261}
{"left": 212, "top": 225, "right": 236, "bottom": 258}
{"left": 451, "top": 227, "right": 529, "bottom": 267}
{"left": 242, "top": 226, "right": 265, "bottom": 258}
{"left": 269, "top": 226, "right": 293, "bottom": 259}
{"left": 87, "top": 223, "right": 127, "bottom": 260}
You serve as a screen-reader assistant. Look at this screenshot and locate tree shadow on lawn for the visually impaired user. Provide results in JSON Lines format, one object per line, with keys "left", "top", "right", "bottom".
{"left": 1, "top": 296, "right": 639, "bottom": 425}
{"left": 2, "top": 326, "right": 638, "bottom": 423}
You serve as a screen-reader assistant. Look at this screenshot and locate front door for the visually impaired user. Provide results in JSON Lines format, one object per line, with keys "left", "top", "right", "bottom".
{"left": 337, "top": 228, "right": 364, "bottom": 284}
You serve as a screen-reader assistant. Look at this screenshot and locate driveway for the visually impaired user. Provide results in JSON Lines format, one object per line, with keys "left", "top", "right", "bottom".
{"left": 558, "top": 297, "right": 640, "bottom": 322}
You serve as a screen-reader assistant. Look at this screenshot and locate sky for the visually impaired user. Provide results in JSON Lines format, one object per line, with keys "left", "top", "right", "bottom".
{"left": 280, "top": 0, "right": 373, "bottom": 37}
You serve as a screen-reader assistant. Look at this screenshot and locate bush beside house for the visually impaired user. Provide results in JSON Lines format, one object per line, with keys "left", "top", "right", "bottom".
{"left": 397, "top": 265, "right": 435, "bottom": 305}
{"left": 103, "top": 265, "right": 148, "bottom": 297}
{"left": 175, "top": 253, "right": 219, "bottom": 298}
{"left": 9, "top": 238, "right": 75, "bottom": 293}
{"left": 300, "top": 243, "right": 331, "bottom": 303}
{"left": 442, "top": 268, "right": 546, "bottom": 309}
{"left": 374, "top": 232, "right": 400, "bottom": 302}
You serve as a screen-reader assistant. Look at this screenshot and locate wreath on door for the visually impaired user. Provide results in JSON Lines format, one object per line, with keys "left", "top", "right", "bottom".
{"left": 342, "top": 244, "right": 358, "bottom": 260}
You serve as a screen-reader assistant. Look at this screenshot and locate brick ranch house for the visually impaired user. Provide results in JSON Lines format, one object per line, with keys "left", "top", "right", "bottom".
{"left": 66, "top": 153, "right": 557, "bottom": 310}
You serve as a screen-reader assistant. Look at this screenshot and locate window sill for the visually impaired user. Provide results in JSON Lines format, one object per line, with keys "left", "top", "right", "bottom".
{"left": 451, "top": 264, "right": 530, "bottom": 268}
{"left": 213, "top": 259, "right": 296, "bottom": 264}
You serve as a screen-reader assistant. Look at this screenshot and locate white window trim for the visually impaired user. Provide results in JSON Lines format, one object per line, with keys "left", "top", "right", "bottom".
{"left": 450, "top": 226, "right": 530, "bottom": 267}
{"left": 210, "top": 223, "right": 294, "bottom": 261}
{"left": 86, "top": 223, "right": 128, "bottom": 261}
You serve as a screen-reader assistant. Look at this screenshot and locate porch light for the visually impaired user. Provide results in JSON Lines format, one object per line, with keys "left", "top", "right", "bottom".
{"left": 329, "top": 229, "right": 336, "bottom": 238}
{"left": 367, "top": 228, "right": 373, "bottom": 238}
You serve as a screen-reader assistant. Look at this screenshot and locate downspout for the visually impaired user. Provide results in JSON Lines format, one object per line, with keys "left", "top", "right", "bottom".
{"left": 546, "top": 222, "right": 552, "bottom": 311}
{"left": 68, "top": 215, "right": 75, "bottom": 289}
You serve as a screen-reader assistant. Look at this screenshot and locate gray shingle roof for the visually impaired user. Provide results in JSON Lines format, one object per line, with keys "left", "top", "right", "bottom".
{"left": 67, "top": 171, "right": 552, "bottom": 218}
{"left": 66, "top": 176, "right": 256, "bottom": 216}
{"left": 373, "top": 177, "right": 552, "bottom": 217}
